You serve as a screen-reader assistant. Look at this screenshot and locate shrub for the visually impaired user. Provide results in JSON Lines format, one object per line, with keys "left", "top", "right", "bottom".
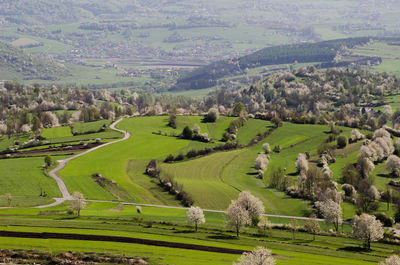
{"left": 182, "top": 126, "right": 193, "bottom": 139}
{"left": 337, "top": 136, "right": 347, "bottom": 148}
{"left": 273, "top": 145, "right": 281, "bottom": 153}
{"left": 375, "top": 213, "right": 393, "bottom": 227}
{"left": 204, "top": 108, "right": 219, "bottom": 122}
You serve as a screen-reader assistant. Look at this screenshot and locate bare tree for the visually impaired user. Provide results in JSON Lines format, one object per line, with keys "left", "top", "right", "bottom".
{"left": 225, "top": 200, "right": 251, "bottom": 237}
{"left": 315, "top": 199, "right": 342, "bottom": 231}
{"left": 380, "top": 255, "right": 400, "bottom": 265}
{"left": 6, "top": 193, "right": 11, "bottom": 207}
{"left": 186, "top": 206, "right": 205, "bottom": 232}
{"left": 352, "top": 214, "right": 384, "bottom": 249}
{"left": 234, "top": 246, "right": 275, "bottom": 265}
{"left": 304, "top": 213, "right": 320, "bottom": 240}
{"left": 71, "top": 192, "right": 86, "bottom": 216}
{"left": 289, "top": 219, "right": 298, "bottom": 240}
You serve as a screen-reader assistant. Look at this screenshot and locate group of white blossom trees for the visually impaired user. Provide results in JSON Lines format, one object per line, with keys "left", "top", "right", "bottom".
{"left": 226, "top": 191, "right": 265, "bottom": 237}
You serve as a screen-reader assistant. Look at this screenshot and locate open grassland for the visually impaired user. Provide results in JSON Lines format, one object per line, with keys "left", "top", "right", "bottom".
{"left": 0, "top": 157, "right": 60, "bottom": 206}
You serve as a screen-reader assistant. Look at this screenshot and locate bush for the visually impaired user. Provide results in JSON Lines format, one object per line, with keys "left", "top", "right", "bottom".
{"left": 182, "top": 126, "right": 193, "bottom": 139}
{"left": 375, "top": 213, "right": 393, "bottom": 227}
{"left": 175, "top": 153, "right": 184, "bottom": 161}
{"left": 204, "top": 108, "right": 219, "bottom": 122}
{"left": 273, "top": 145, "right": 281, "bottom": 153}
{"left": 164, "top": 154, "right": 174, "bottom": 163}
{"left": 337, "top": 136, "right": 347, "bottom": 148}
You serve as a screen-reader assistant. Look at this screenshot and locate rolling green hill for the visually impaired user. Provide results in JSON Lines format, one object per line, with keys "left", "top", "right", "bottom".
{"left": 0, "top": 41, "right": 69, "bottom": 80}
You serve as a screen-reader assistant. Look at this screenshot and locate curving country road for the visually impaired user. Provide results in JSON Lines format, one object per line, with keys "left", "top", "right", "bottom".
{"left": 35, "top": 117, "right": 131, "bottom": 208}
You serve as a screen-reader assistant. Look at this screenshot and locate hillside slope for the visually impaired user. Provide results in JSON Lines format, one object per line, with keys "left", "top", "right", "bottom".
{"left": 171, "top": 37, "right": 380, "bottom": 91}
{"left": 0, "top": 41, "right": 69, "bottom": 80}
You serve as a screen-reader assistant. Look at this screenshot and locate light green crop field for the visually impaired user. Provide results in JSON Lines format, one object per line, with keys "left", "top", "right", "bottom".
{"left": 41, "top": 127, "right": 122, "bottom": 144}
{"left": 236, "top": 119, "right": 274, "bottom": 145}
{"left": 41, "top": 126, "right": 73, "bottom": 139}
{"left": 0, "top": 157, "right": 60, "bottom": 206}
{"left": 72, "top": 120, "right": 112, "bottom": 133}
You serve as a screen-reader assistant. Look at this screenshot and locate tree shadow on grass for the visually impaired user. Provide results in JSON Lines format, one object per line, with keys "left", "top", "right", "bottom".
{"left": 377, "top": 173, "right": 392, "bottom": 179}
{"left": 292, "top": 239, "right": 314, "bottom": 244}
{"left": 208, "top": 234, "right": 236, "bottom": 240}
{"left": 57, "top": 216, "right": 79, "bottom": 220}
{"left": 173, "top": 230, "right": 195, "bottom": 234}
{"left": 338, "top": 246, "right": 371, "bottom": 253}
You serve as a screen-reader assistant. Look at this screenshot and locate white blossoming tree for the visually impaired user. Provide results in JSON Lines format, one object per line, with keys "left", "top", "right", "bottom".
{"left": 186, "top": 206, "right": 205, "bottom": 232}
{"left": 315, "top": 199, "right": 342, "bottom": 231}
{"left": 352, "top": 214, "right": 384, "bottom": 249}
{"left": 71, "top": 191, "right": 86, "bottom": 216}
{"left": 380, "top": 255, "right": 400, "bottom": 265}
{"left": 225, "top": 200, "right": 251, "bottom": 237}
{"left": 296, "top": 153, "right": 308, "bottom": 173}
{"left": 234, "top": 246, "right": 275, "bottom": 265}
{"left": 237, "top": 191, "right": 265, "bottom": 225}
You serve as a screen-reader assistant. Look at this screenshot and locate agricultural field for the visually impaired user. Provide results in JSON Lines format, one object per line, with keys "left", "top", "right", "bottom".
{"left": 72, "top": 120, "right": 112, "bottom": 134}
{"left": 1, "top": 114, "right": 400, "bottom": 264}
{"left": 58, "top": 116, "right": 239, "bottom": 203}
{"left": 0, "top": 157, "right": 61, "bottom": 207}
{"left": 0, "top": 201, "right": 395, "bottom": 265}
{"left": 55, "top": 115, "right": 379, "bottom": 220}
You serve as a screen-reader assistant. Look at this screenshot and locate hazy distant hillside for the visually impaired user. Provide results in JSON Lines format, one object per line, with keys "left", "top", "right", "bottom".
{"left": 171, "top": 37, "right": 380, "bottom": 91}
{"left": 1, "top": 0, "right": 400, "bottom": 90}
{"left": 0, "top": 41, "right": 69, "bottom": 81}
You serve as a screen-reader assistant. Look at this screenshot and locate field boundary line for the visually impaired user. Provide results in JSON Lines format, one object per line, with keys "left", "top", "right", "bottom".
{"left": 0, "top": 230, "right": 246, "bottom": 255}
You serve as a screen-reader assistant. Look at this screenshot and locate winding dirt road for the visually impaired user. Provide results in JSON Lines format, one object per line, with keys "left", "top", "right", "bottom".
{"left": 36, "top": 118, "right": 130, "bottom": 208}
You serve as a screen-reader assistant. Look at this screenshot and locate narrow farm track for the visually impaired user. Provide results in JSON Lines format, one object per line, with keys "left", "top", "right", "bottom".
{"left": 36, "top": 118, "right": 131, "bottom": 209}
{"left": 85, "top": 199, "right": 325, "bottom": 222}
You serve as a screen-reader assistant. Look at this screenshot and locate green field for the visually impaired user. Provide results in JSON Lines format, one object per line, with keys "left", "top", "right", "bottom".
{"left": 0, "top": 157, "right": 61, "bottom": 206}
{"left": 0, "top": 202, "right": 395, "bottom": 265}
{"left": 58, "top": 116, "right": 239, "bottom": 203}
{"left": 41, "top": 126, "right": 73, "bottom": 139}
{"left": 72, "top": 120, "right": 112, "bottom": 134}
